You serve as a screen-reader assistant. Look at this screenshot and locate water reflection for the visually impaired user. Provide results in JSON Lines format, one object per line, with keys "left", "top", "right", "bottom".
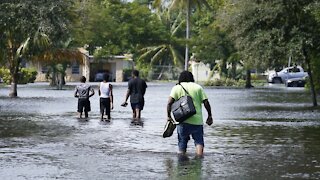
{"left": 165, "top": 155, "right": 203, "bottom": 180}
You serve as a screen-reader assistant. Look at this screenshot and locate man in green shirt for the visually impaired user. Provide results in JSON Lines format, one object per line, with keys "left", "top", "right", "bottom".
{"left": 167, "top": 71, "right": 213, "bottom": 157}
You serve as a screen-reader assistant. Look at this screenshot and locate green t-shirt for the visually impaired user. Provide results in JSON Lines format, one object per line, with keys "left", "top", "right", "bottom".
{"left": 170, "top": 82, "right": 208, "bottom": 125}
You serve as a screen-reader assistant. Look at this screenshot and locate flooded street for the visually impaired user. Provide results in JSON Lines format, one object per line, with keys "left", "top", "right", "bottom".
{"left": 1, "top": 82, "right": 320, "bottom": 179}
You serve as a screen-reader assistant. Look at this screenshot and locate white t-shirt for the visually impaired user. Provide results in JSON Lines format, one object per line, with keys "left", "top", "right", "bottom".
{"left": 100, "top": 82, "right": 111, "bottom": 98}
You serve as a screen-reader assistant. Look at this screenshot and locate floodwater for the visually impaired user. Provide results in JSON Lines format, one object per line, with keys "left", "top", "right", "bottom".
{"left": 0, "top": 82, "right": 320, "bottom": 179}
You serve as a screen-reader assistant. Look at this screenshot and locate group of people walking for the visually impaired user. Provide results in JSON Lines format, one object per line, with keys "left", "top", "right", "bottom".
{"left": 74, "top": 70, "right": 213, "bottom": 157}
{"left": 74, "top": 70, "right": 146, "bottom": 124}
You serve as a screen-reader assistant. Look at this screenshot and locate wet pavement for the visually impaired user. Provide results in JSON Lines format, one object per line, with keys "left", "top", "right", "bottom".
{"left": 0, "top": 82, "right": 320, "bottom": 179}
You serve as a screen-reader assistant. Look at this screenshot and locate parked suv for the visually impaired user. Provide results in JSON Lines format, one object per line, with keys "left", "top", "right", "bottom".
{"left": 267, "top": 66, "right": 308, "bottom": 84}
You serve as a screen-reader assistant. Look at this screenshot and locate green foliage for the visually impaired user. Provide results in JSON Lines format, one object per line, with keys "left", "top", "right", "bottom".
{"left": 0, "top": 67, "right": 37, "bottom": 84}
{"left": 309, "top": 56, "right": 320, "bottom": 93}
{"left": 75, "top": 0, "right": 164, "bottom": 57}
{"left": 204, "top": 77, "right": 266, "bottom": 87}
{"left": 191, "top": 1, "right": 232, "bottom": 64}
{"left": 19, "top": 68, "right": 38, "bottom": 84}
{"left": 135, "top": 11, "right": 185, "bottom": 68}
{"left": 219, "top": 0, "right": 320, "bottom": 71}
{"left": 0, "top": 0, "right": 75, "bottom": 53}
{"left": 204, "top": 77, "right": 238, "bottom": 86}
{"left": 135, "top": 63, "right": 152, "bottom": 80}
{"left": 0, "top": 68, "right": 11, "bottom": 84}
{"left": 0, "top": 0, "right": 77, "bottom": 96}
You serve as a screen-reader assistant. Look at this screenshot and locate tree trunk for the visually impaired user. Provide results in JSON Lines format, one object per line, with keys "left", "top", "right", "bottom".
{"left": 50, "top": 66, "right": 57, "bottom": 86}
{"left": 231, "top": 62, "right": 237, "bottom": 79}
{"left": 61, "top": 63, "right": 67, "bottom": 85}
{"left": 221, "top": 59, "right": 227, "bottom": 77}
{"left": 9, "top": 72, "right": 18, "bottom": 97}
{"left": 184, "top": 0, "right": 190, "bottom": 71}
{"left": 57, "top": 73, "right": 63, "bottom": 90}
{"left": 245, "top": 69, "right": 253, "bottom": 88}
{"left": 9, "top": 57, "right": 21, "bottom": 97}
{"left": 303, "top": 48, "right": 318, "bottom": 106}
{"left": 8, "top": 38, "right": 19, "bottom": 97}
{"left": 62, "top": 74, "right": 66, "bottom": 85}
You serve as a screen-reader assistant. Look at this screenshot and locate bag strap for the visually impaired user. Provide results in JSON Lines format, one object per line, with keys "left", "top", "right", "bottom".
{"left": 179, "top": 83, "right": 190, "bottom": 96}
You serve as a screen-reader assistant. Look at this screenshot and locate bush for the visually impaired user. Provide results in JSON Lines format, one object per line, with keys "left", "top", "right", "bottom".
{"left": 19, "top": 68, "right": 38, "bottom": 84}
{"left": 0, "top": 67, "right": 11, "bottom": 84}
{"left": 0, "top": 67, "right": 37, "bottom": 84}
{"left": 204, "top": 78, "right": 237, "bottom": 87}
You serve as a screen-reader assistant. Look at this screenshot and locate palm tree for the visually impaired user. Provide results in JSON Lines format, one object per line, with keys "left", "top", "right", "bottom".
{"left": 33, "top": 45, "right": 85, "bottom": 90}
{"left": 3, "top": 29, "right": 51, "bottom": 97}
{"left": 0, "top": 0, "right": 77, "bottom": 96}
{"left": 153, "top": 0, "right": 211, "bottom": 70}
{"left": 136, "top": 11, "right": 185, "bottom": 69}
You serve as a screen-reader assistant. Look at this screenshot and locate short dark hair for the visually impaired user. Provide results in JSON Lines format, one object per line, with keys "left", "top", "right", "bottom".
{"left": 132, "top": 70, "right": 139, "bottom": 77}
{"left": 178, "top": 71, "right": 194, "bottom": 83}
{"left": 80, "top": 76, "right": 86, "bottom": 83}
{"left": 103, "top": 73, "right": 109, "bottom": 81}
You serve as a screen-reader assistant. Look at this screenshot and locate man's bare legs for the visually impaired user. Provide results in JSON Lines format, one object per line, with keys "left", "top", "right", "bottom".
{"left": 132, "top": 108, "right": 141, "bottom": 121}
{"left": 135, "top": 108, "right": 141, "bottom": 119}
{"left": 132, "top": 110, "right": 136, "bottom": 119}
{"left": 78, "top": 112, "right": 88, "bottom": 119}
{"left": 178, "top": 145, "right": 203, "bottom": 157}
{"left": 195, "top": 145, "right": 204, "bottom": 157}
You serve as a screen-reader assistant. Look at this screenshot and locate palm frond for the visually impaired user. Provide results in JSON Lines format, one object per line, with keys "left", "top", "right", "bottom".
{"left": 169, "top": 45, "right": 184, "bottom": 66}
{"left": 16, "top": 37, "right": 30, "bottom": 58}
{"left": 33, "top": 31, "right": 51, "bottom": 49}
{"left": 170, "top": 11, "right": 183, "bottom": 33}
{"left": 151, "top": 46, "right": 167, "bottom": 64}
{"left": 171, "top": 19, "right": 185, "bottom": 36}
{"left": 137, "top": 46, "right": 165, "bottom": 62}
{"left": 32, "top": 48, "right": 85, "bottom": 64}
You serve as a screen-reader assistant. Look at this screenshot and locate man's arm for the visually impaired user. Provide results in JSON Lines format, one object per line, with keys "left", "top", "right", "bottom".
{"left": 109, "top": 84, "right": 114, "bottom": 109}
{"left": 121, "top": 89, "right": 130, "bottom": 106}
{"left": 74, "top": 88, "right": 78, "bottom": 98}
{"left": 89, "top": 87, "right": 95, "bottom": 98}
{"left": 124, "top": 89, "right": 130, "bottom": 102}
{"left": 203, "top": 99, "right": 213, "bottom": 126}
{"left": 98, "top": 85, "right": 101, "bottom": 96}
{"left": 167, "top": 97, "right": 175, "bottom": 120}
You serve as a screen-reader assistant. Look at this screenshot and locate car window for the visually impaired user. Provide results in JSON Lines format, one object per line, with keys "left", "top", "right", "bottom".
{"left": 289, "top": 67, "right": 300, "bottom": 73}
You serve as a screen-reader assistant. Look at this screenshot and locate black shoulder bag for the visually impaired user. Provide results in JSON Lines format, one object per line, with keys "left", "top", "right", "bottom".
{"left": 171, "top": 84, "right": 196, "bottom": 123}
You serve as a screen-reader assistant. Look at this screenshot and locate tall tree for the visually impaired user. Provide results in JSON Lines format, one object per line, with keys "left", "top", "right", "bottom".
{"left": 220, "top": 0, "right": 320, "bottom": 105}
{"left": 154, "top": 0, "right": 212, "bottom": 70}
{"left": 136, "top": 11, "right": 185, "bottom": 69}
{"left": 0, "top": 0, "right": 76, "bottom": 97}
{"left": 74, "top": 0, "right": 164, "bottom": 58}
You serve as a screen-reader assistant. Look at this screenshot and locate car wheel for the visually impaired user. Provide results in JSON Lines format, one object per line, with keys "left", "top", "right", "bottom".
{"left": 291, "top": 82, "right": 298, "bottom": 87}
{"left": 273, "top": 77, "right": 282, "bottom": 84}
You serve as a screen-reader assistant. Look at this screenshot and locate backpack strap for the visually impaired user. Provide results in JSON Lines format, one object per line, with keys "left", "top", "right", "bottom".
{"left": 179, "top": 83, "right": 190, "bottom": 96}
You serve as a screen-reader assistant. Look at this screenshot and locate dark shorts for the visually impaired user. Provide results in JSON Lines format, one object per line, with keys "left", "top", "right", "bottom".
{"left": 177, "top": 123, "right": 204, "bottom": 152}
{"left": 100, "top": 98, "right": 111, "bottom": 116}
{"left": 131, "top": 101, "right": 144, "bottom": 111}
{"left": 78, "top": 98, "right": 91, "bottom": 113}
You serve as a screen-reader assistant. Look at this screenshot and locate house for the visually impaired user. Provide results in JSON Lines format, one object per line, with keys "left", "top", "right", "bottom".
{"left": 190, "top": 61, "right": 220, "bottom": 82}
{"left": 28, "top": 48, "right": 134, "bottom": 82}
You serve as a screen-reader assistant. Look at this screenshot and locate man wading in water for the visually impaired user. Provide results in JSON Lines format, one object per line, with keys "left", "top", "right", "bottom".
{"left": 74, "top": 76, "right": 95, "bottom": 118}
{"left": 121, "top": 70, "right": 147, "bottom": 123}
{"left": 167, "top": 71, "right": 213, "bottom": 157}
{"left": 98, "top": 73, "right": 113, "bottom": 121}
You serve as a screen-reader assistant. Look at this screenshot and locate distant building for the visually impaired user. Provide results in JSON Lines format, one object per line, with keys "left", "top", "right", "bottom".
{"left": 27, "top": 48, "right": 133, "bottom": 82}
{"left": 190, "top": 61, "right": 220, "bottom": 82}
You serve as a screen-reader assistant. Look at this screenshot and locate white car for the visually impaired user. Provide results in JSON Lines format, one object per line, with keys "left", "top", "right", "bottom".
{"left": 267, "top": 66, "right": 308, "bottom": 84}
